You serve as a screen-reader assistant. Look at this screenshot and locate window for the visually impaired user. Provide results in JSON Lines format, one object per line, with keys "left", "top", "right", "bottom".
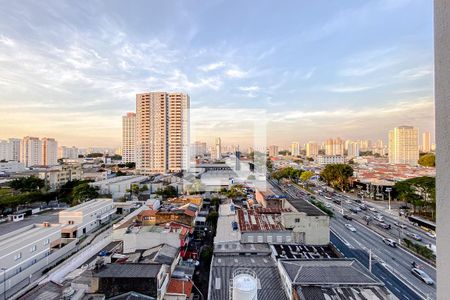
{"left": 267, "top": 236, "right": 273, "bottom": 243}
{"left": 276, "top": 236, "right": 283, "bottom": 243}
{"left": 14, "top": 252, "right": 22, "bottom": 260}
{"left": 295, "top": 218, "right": 300, "bottom": 223}
{"left": 30, "top": 245, "right": 37, "bottom": 252}
{"left": 247, "top": 236, "right": 254, "bottom": 243}
{"left": 44, "top": 238, "right": 50, "bottom": 245}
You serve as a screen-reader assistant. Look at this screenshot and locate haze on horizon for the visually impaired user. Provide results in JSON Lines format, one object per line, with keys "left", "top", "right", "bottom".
{"left": 0, "top": 0, "right": 434, "bottom": 148}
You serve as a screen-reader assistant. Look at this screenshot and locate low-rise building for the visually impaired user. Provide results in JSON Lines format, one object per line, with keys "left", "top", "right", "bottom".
{"left": 0, "top": 161, "right": 26, "bottom": 174}
{"left": 316, "top": 155, "right": 345, "bottom": 165}
{"left": 38, "top": 164, "right": 82, "bottom": 189}
{"left": 278, "top": 259, "right": 391, "bottom": 300}
{"left": 89, "top": 175, "right": 148, "bottom": 199}
{"left": 0, "top": 223, "right": 77, "bottom": 297}
{"left": 59, "top": 198, "right": 115, "bottom": 238}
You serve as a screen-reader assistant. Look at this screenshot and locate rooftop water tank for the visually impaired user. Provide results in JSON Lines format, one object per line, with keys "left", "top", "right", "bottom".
{"left": 231, "top": 268, "right": 257, "bottom": 300}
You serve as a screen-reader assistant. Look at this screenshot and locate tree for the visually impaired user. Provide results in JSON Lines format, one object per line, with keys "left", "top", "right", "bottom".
{"left": 394, "top": 176, "right": 436, "bottom": 220}
{"left": 187, "top": 179, "right": 205, "bottom": 194}
{"left": 125, "top": 162, "right": 136, "bottom": 169}
{"left": 10, "top": 177, "right": 45, "bottom": 192}
{"left": 300, "top": 171, "right": 314, "bottom": 183}
{"left": 155, "top": 185, "right": 178, "bottom": 198}
{"left": 226, "top": 185, "right": 246, "bottom": 199}
{"left": 278, "top": 150, "right": 291, "bottom": 156}
{"left": 272, "top": 167, "right": 303, "bottom": 182}
{"left": 320, "top": 164, "right": 353, "bottom": 191}
{"left": 418, "top": 153, "right": 435, "bottom": 167}
{"left": 110, "top": 154, "right": 122, "bottom": 160}
{"left": 72, "top": 183, "right": 99, "bottom": 204}
{"left": 116, "top": 170, "right": 127, "bottom": 176}
{"left": 86, "top": 153, "right": 103, "bottom": 158}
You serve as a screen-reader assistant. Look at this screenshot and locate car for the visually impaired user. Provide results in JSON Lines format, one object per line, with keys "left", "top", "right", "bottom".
{"left": 354, "top": 199, "right": 362, "bottom": 203}
{"left": 349, "top": 208, "right": 358, "bottom": 214}
{"left": 394, "top": 222, "right": 407, "bottom": 229}
{"left": 406, "top": 232, "right": 422, "bottom": 241}
{"left": 383, "top": 238, "right": 397, "bottom": 247}
{"left": 373, "top": 215, "right": 384, "bottom": 222}
{"left": 345, "top": 199, "right": 351, "bottom": 204}
{"left": 411, "top": 268, "right": 434, "bottom": 285}
{"left": 368, "top": 207, "right": 376, "bottom": 212}
{"left": 324, "top": 195, "right": 332, "bottom": 200}
{"left": 343, "top": 214, "right": 353, "bottom": 221}
{"left": 359, "top": 204, "right": 367, "bottom": 211}
{"left": 345, "top": 224, "right": 356, "bottom": 232}
{"left": 333, "top": 199, "right": 342, "bottom": 205}
{"left": 325, "top": 203, "right": 332, "bottom": 208}
{"left": 377, "top": 222, "right": 391, "bottom": 230}
{"left": 425, "top": 231, "right": 436, "bottom": 238}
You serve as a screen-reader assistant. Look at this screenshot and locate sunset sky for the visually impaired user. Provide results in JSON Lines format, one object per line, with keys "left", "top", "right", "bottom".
{"left": 0, "top": 0, "right": 434, "bottom": 148}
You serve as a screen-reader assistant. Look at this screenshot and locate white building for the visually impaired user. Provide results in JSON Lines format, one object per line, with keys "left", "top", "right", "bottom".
{"left": 316, "top": 155, "right": 345, "bottom": 165}
{"left": 0, "top": 138, "right": 21, "bottom": 162}
{"left": 20, "top": 136, "right": 42, "bottom": 167}
{"left": 0, "top": 223, "right": 76, "bottom": 297}
{"left": 38, "top": 164, "right": 83, "bottom": 189}
{"left": 347, "top": 141, "right": 360, "bottom": 158}
{"left": 0, "top": 161, "right": 26, "bottom": 173}
{"left": 59, "top": 198, "right": 116, "bottom": 238}
{"left": 89, "top": 175, "right": 149, "bottom": 199}
{"left": 422, "top": 131, "right": 431, "bottom": 153}
{"left": 291, "top": 142, "right": 300, "bottom": 156}
{"left": 388, "top": 126, "right": 419, "bottom": 165}
{"left": 58, "top": 146, "right": 79, "bottom": 159}
{"left": 122, "top": 112, "right": 136, "bottom": 164}
{"left": 41, "top": 137, "right": 58, "bottom": 166}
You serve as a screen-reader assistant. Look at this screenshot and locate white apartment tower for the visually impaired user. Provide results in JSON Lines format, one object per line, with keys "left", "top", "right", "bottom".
{"left": 20, "top": 136, "right": 42, "bottom": 167}
{"left": 136, "top": 92, "right": 190, "bottom": 174}
{"left": 388, "top": 126, "right": 419, "bottom": 165}
{"left": 122, "top": 112, "right": 136, "bottom": 163}
{"left": 268, "top": 145, "right": 279, "bottom": 157}
{"left": 325, "top": 138, "right": 344, "bottom": 156}
{"left": 291, "top": 142, "right": 300, "bottom": 156}
{"left": 422, "top": 131, "right": 431, "bottom": 153}
{"left": 42, "top": 137, "right": 58, "bottom": 166}
{"left": 0, "top": 138, "right": 21, "bottom": 162}
{"left": 215, "top": 137, "right": 222, "bottom": 160}
{"left": 306, "top": 142, "right": 319, "bottom": 157}
{"left": 347, "top": 141, "right": 360, "bottom": 158}
{"left": 58, "top": 146, "right": 79, "bottom": 159}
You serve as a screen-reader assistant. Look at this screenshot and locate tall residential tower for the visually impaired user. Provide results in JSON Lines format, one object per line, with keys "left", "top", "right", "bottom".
{"left": 122, "top": 112, "right": 136, "bottom": 164}
{"left": 135, "top": 92, "right": 190, "bottom": 174}
{"left": 388, "top": 126, "right": 419, "bottom": 165}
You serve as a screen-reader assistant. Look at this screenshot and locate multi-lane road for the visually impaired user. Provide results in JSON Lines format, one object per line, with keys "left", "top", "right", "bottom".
{"left": 270, "top": 179, "right": 436, "bottom": 300}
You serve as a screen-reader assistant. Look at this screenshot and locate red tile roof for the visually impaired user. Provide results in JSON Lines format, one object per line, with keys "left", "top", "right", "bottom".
{"left": 166, "top": 278, "right": 193, "bottom": 297}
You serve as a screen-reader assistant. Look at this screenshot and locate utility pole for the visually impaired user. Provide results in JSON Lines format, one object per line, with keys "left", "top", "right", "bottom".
{"left": 368, "top": 249, "right": 372, "bottom": 273}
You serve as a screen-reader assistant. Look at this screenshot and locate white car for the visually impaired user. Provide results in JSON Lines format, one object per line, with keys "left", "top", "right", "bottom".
{"left": 368, "top": 207, "right": 376, "bottom": 212}
{"left": 383, "top": 238, "right": 397, "bottom": 248}
{"left": 345, "top": 224, "right": 356, "bottom": 232}
{"left": 374, "top": 215, "right": 384, "bottom": 222}
{"left": 394, "top": 222, "right": 407, "bottom": 229}
{"left": 425, "top": 231, "right": 436, "bottom": 238}
{"left": 325, "top": 203, "right": 332, "bottom": 208}
{"left": 345, "top": 200, "right": 351, "bottom": 204}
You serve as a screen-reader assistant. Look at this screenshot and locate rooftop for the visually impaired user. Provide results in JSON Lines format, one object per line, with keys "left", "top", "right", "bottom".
{"left": 94, "top": 263, "right": 162, "bottom": 278}
{"left": 271, "top": 244, "right": 338, "bottom": 260}
{"left": 209, "top": 255, "right": 288, "bottom": 300}
{"left": 89, "top": 175, "right": 148, "bottom": 185}
{"left": 297, "top": 286, "right": 391, "bottom": 300}
{"left": 280, "top": 259, "right": 383, "bottom": 286}
{"left": 237, "top": 208, "right": 287, "bottom": 232}
{"left": 285, "top": 197, "right": 326, "bottom": 216}
{"left": 62, "top": 198, "right": 112, "bottom": 213}
{"left": 214, "top": 242, "right": 272, "bottom": 255}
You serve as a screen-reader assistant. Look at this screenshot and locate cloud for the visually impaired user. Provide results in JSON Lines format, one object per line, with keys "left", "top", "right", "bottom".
{"left": 0, "top": 35, "right": 15, "bottom": 46}
{"left": 326, "top": 84, "right": 377, "bottom": 93}
{"left": 239, "top": 86, "right": 260, "bottom": 92}
{"left": 225, "top": 66, "right": 248, "bottom": 78}
{"left": 397, "top": 65, "right": 433, "bottom": 80}
{"left": 198, "top": 61, "right": 226, "bottom": 72}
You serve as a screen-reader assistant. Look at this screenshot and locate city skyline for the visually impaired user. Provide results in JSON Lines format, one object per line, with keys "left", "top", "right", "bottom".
{"left": 0, "top": 1, "right": 434, "bottom": 147}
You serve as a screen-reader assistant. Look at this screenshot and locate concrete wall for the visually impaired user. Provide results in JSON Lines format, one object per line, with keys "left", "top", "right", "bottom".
{"left": 121, "top": 231, "right": 180, "bottom": 253}
{"left": 241, "top": 231, "right": 293, "bottom": 244}
{"left": 435, "top": 1, "right": 450, "bottom": 299}
{"left": 281, "top": 212, "right": 330, "bottom": 245}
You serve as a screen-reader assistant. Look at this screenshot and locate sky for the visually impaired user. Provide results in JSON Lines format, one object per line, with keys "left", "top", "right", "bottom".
{"left": 0, "top": 0, "right": 434, "bottom": 148}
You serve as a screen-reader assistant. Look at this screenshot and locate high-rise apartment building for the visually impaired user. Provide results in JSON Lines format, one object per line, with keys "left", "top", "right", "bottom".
{"left": 191, "top": 141, "right": 207, "bottom": 157}
{"left": 214, "top": 137, "right": 222, "bottom": 160}
{"left": 358, "top": 140, "right": 372, "bottom": 151}
{"left": 306, "top": 142, "right": 319, "bottom": 157}
{"left": 0, "top": 138, "right": 21, "bottom": 161}
{"left": 347, "top": 141, "right": 360, "bottom": 158}
{"left": 41, "top": 138, "right": 58, "bottom": 166}
{"left": 268, "top": 145, "right": 279, "bottom": 157}
{"left": 122, "top": 112, "right": 136, "bottom": 164}
{"left": 20, "top": 136, "right": 42, "bottom": 167}
{"left": 422, "top": 131, "right": 431, "bottom": 153}
{"left": 0, "top": 140, "right": 8, "bottom": 161}
{"left": 291, "top": 142, "right": 300, "bottom": 156}
{"left": 388, "top": 126, "right": 419, "bottom": 165}
{"left": 136, "top": 92, "right": 189, "bottom": 174}
{"left": 325, "top": 138, "right": 344, "bottom": 156}
{"left": 58, "top": 146, "right": 79, "bottom": 159}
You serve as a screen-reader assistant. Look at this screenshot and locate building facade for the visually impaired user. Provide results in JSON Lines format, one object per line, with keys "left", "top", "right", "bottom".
{"left": 305, "top": 141, "right": 319, "bottom": 157}
{"left": 291, "top": 142, "right": 300, "bottom": 156}
{"left": 58, "top": 146, "right": 79, "bottom": 159}
{"left": 422, "top": 131, "right": 431, "bottom": 153}
{"left": 388, "top": 126, "right": 419, "bottom": 165}
{"left": 20, "top": 136, "right": 42, "bottom": 167}
{"left": 316, "top": 155, "right": 345, "bottom": 165}
{"left": 325, "top": 138, "right": 344, "bottom": 156}
{"left": 347, "top": 141, "right": 360, "bottom": 158}
{"left": 41, "top": 137, "right": 58, "bottom": 166}
{"left": 122, "top": 112, "right": 136, "bottom": 164}
{"left": 136, "top": 92, "right": 190, "bottom": 174}
{"left": 268, "top": 145, "right": 279, "bottom": 157}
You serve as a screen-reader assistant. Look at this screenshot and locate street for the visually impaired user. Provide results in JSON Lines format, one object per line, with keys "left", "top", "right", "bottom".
{"left": 270, "top": 179, "right": 436, "bottom": 300}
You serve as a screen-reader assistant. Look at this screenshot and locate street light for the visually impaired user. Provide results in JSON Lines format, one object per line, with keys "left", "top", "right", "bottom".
{"left": 386, "top": 187, "right": 392, "bottom": 211}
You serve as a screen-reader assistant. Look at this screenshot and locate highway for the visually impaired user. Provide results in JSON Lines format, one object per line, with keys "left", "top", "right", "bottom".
{"left": 270, "top": 179, "right": 436, "bottom": 300}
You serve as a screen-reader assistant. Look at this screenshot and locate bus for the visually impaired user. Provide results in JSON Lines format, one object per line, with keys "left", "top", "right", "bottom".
{"left": 408, "top": 215, "right": 436, "bottom": 232}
